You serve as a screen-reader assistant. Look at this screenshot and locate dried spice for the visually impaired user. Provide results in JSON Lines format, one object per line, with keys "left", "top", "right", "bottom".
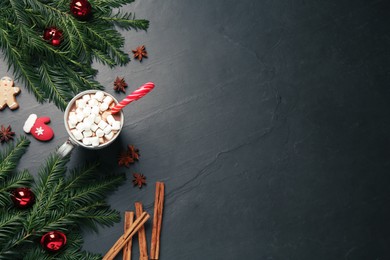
{"left": 128, "top": 145, "right": 140, "bottom": 161}
{"left": 132, "top": 45, "right": 148, "bottom": 61}
{"left": 118, "top": 145, "right": 140, "bottom": 167}
{"left": 132, "top": 173, "right": 146, "bottom": 188}
{"left": 113, "top": 77, "right": 128, "bottom": 93}
{"left": 118, "top": 150, "right": 134, "bottom": 168}
{"left": 0, "top": 125, "right": 15, "bottom": 143}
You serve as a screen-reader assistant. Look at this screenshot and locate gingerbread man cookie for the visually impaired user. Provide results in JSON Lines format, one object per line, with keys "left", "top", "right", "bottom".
{"left": 0, "top": 76, "right": 21, "bottom": 110}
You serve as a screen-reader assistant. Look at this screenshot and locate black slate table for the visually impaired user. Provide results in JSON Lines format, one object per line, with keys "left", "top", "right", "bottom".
{"left": 1, "top": 0, "right": 390, "bottom": 259}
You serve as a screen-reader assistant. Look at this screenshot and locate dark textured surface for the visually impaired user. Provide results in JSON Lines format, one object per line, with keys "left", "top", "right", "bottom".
{"left": 1, "top": 0, "right": 390, "bottom": 259}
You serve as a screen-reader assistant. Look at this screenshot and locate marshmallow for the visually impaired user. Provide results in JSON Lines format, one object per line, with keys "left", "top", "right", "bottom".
{"left": 76, "top": 99, "right": 86, "bottom": 108}
{"left": 111, "top": 121, "right": 121, "bottom": 130}
{"left": 69, "top": 115, "right": 78, "bottom": 125}
{"left": 83, "top": 130, "right": 93, "bottom": 137}
{"left": 68, "top": 121, "right": 76, "bottom": 129}
{"left": 105, "top": 131, "right": 114, "bottom": 140}
{"left": 98, "top": 120, "right": 108, "bottom": 129}
{"left": 76, "top": 122, "right": 85, "bottom": 132}
{"left": 69, "top": 111, "right": 76, "bottom": 118}
{"left": 106, "top": 115, "right": 115, "bottom": 125}
{"left": 71, "top": 129, "right": 83, "bottom": 140}
{"left": 82, "top": 94, "right": 91, "bottom": 102}
{"left": 82, "top": 137, "right": 92, "bottom": 146}
{"left": 76, "top": 107, "right": 83, "bottom": 114}
{"left": 96, "top": 129, "right": 104, "bottom": 137}
{"left": 83, "top": 116, "right": 94, "bottom": 125}
{"left": 87, "top": 113, "right": 96, "bottom": 121}
{"left": 99, "top": 102, "right": 109, "bottom": 112}
{"left": 94, "top": 115, "right": 101, "bottom": 124}
{"left": 91, "top": 123, "right": 98, "bottom": 132}
{"left": 76, "top": 112, "right": 85, "bottom": 122}
{"left": 83, "top": 106, "right": 92, "bottom": 116}
{"left": 91, "top": 105, "right": 100, "bottom": 115}
{"left": 91, "top": 136, "right": 100, "bottom": 147}
{"left": 103, "top": 125, "right": 112, "bottom": 135}
{"left": 103, "top": 96, "right": 113, "bottom": 104}
{"left": 82, "top": 122, "right": 92, "bottom": 131}
{"left": 94, "top": 91, "right": 105, "bottom": 102}
{"left": 88, "top": 98, "right": 99, "bottom": 107}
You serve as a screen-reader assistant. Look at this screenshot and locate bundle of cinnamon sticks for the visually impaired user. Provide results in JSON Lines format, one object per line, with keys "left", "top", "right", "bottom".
{"left": 103, "top": 182, "right": 165, "bottom": 260}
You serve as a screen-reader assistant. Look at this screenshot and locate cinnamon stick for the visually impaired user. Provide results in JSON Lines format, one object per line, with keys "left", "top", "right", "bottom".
{"left": 150, "top": 182, "right": 165, "bottom": 259}
{"left": 135, "top": 202, "right": 148, "bottom": 260}
{"left": 123, "top": 211, "right": 134, "bottom": 260}
{"left": 103, "top": 212, "right": 150, "bottom": 260}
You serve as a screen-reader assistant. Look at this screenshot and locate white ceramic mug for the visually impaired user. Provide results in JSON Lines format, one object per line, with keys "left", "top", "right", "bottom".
{"left": 57, "top": 90, "right": 124, "bottom": 157}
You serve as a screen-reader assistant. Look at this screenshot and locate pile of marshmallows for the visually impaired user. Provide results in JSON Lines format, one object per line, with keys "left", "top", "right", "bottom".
{"left": 68, "top": 91, "right": 121, "bottom": 147}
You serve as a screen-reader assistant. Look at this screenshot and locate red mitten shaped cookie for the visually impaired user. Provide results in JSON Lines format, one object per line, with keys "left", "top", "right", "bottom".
{"left": 23, "top": 114, "right": 54, "bottom": 141}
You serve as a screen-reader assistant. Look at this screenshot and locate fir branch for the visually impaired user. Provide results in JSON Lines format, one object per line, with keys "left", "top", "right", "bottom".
{"left": 61, "top": 231, "right": 102, "bottom": 260}
{"left": 66, "top": 18, "right": 92, "bottom": 63}
{"left": 64, "top": 162, "right": 100, "bottom": 190}
{"left": 67, "top": 201, "right": 121, "bottom": 231}
{"left": 92, "top": 0, "right": 135, "bottom": 9}
{"left": 66, "top": 173, "right": 125, "bottom": 207}
{"left": 0, "top": 211, "right": 28, "bottom": 259}
{"left": 0, "top": 211, "right": 24, "bottom": 245}
{"left": 34, "top": 153, "right": 69, "bottom": 193}
{"left": 9, "top": 0, "right": 29, "bottom": 27}
{"left": 82, "top": 205, "right": 121, "bottom": 228}
{"left": 38, "top": 62, "right": 74, "bottom": 109}
{"left": 103, "top": 11, "right": 149, "bottom": 30}
{"left": 85, "top": 25, "right": 130, "bottom": 65}
{"left": 92, "top": 48, "right": 117, "bottom": 68}
{"left": 0, "top": 24, "right": 45, "bottom": 102}
{"left": 0, "top": 136, "right": 30, "bottom": 180}
{"left": 26, "top": 154, "right": 69, "bottom": 232}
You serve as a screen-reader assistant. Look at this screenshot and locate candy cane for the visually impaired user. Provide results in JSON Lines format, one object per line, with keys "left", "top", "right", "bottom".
{"left": 110, "top": 82, "right": 155, "bottom": 114}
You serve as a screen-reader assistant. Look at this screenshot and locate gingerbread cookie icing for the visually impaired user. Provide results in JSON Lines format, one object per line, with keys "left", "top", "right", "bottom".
{"left": 0, "top": 76, "right": 21, "bottom": 110}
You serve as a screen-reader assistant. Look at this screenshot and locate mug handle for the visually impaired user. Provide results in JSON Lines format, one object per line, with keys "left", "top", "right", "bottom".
{"left": 57, "top": 138, "right": 75, "bottom": 157}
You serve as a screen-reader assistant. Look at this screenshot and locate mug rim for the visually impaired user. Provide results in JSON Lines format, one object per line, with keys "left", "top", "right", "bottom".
{"left": 64, "top": 90, "right": 124, "bottom": 149}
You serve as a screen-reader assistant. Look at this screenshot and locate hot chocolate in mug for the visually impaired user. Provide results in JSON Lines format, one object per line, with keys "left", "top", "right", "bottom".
{"left": 58, "top": 90, "right": 124, "bottom": 157}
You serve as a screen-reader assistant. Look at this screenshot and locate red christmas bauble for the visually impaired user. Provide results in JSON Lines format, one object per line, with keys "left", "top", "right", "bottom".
{"left": 11, "top": 187, "right": 35, "bottom": 208}
{"left": 41, "top": 231, "right": 67, "bottom": 252}
{"left": 43, "top": 27, "right": 63, "bottom": 46}
{"left": 70, "top": 0, "right": 92, "bottom": 19}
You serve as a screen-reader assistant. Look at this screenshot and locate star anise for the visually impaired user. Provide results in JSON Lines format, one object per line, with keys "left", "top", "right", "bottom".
{"left": 113, "top": 76, "right": 128, "bottom": 93}
{"left": 118, "top": 150, "right": 135, "bottom": 168}
{"left": 128, "top": 145, "right": 140, "bottom": 161}
{"left": 118, "top": 145, "right": 140, "bottom": 167}
{"left": 132, "top": 45, "right": 148, "bottom": 61}
{"left": 0, "top": 125, "right": 15, "bottom": 143}
{"left": 132, "top": 173, "right": 146, "bottom": 188}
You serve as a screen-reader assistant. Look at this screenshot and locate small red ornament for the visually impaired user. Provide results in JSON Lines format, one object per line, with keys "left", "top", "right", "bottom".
{"left": 70, "top": 0, "right": 92, "bottom": 19}
{"left": 41, "top": 231, "right": 67, "bottom": 252}
{"left": 11, "top": 187, "right": 35, "bottom": 208}
{"left": 43, "top": 27, "right": 63, "bottom": 46}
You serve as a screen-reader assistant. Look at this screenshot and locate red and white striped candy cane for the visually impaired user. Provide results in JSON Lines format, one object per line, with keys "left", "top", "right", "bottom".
{"left": 111, "top": 82, "right": 155, "bottom": 114}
